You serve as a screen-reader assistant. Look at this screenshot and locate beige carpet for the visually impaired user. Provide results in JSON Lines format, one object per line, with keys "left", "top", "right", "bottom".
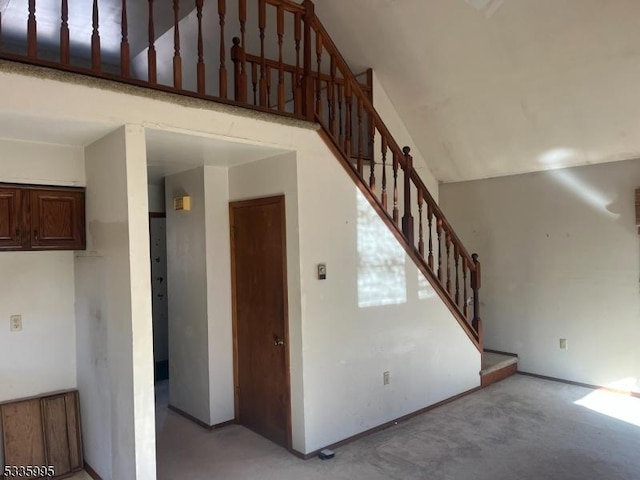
{"left": 155, "top": 375, "right": 640, "bottom": 479}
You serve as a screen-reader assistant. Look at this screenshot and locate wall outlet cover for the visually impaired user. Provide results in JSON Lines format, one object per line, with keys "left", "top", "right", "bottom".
{"left": 10, "top": 315, "right": 22, "bottom": 332}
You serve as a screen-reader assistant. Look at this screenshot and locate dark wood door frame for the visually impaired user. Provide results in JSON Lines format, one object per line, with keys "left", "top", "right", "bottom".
{"left": 229, "top": 194, "right": 292, "bottom": 449}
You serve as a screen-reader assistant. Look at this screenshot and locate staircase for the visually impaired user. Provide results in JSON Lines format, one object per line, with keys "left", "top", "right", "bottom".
{"left": 0, "top": 0, "right": 483, "bottom": 351}
{"left": 481, "top": 352, "right": 518, "bottom": 387}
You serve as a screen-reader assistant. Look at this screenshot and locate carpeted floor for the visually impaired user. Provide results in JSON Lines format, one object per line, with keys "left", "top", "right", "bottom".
{"left": 154, "top": 375, "right": 640, "bottom": 479}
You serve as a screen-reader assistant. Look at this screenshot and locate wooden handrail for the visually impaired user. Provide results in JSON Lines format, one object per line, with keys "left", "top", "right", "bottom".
{"left": 0, "top": 0, "right": 481, "bottom": 349}
{"left": 266, "top": 0, "right": 306, "bottom": 13}
{"left": 305, "top": 5, "right": 482, "bottom": 348}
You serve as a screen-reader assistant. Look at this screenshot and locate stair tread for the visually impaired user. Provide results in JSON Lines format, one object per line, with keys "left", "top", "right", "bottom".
{"left": 481, "top": 352, "right": 518, "bottom": 375}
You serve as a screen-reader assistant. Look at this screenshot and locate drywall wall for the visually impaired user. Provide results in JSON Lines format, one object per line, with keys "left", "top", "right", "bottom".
{"left": 371, "top": 71, "right": 439, "bottom": 201}
{"left": 0, "top": 137, "right": 84, "bottom": 186}
{"left": 0, "top": 139, "right": 82, "bottom": 403}
{"left": 203, "top": 167, "right": 235, "bottom": 425}
{"left": 228, "top": 152, "right": 303, "bottom": 451}
{"left": 0, "top": 252, "right": 77, "bottom": 401}
{"left": 440, "top": 160, "right": 640, "bottom": 393}
{"left": 165, "top": 167, "right": 212, "bottom": 424}
{"left": 295, "top": 135, "right": 480, "bottom": 453}
{"left": 77, "top": 126, "right": 156, "bottom": 480}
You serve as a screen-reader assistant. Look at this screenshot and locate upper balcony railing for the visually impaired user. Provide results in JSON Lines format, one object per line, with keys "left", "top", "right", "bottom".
{"left": 0, "top": 0, "right": 482, "bottom": 350}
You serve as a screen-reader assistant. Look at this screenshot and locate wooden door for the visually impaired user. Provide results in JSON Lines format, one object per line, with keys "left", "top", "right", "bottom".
{"left": 230, "top": 195, "right": 291, "bottom": 448}
{"left": 0, "top": 187, "right": 24, "bottom": 249}
{"left": 30, "top": 189, "right": 85, "bottom": 250}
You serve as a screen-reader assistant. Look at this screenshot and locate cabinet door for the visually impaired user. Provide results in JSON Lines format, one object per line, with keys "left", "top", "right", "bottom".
{"left": 30, "top": 190, "right": 85, "bottom": 250}
{"left": 41, "top": 392, "right": 83, "bottom": 478}
{"left": 0, "top": 187, "right": 24, "bottom": 249}
{"left": 1, "top": 399, "right": 46, "bottom": 480}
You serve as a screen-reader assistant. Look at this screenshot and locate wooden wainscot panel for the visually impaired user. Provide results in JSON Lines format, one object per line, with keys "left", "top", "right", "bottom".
{"left": 1, "top": 399, "right": 46, "bottom": 479}
{"left": 1, "top": 390, "right": 83, "bottom": 480}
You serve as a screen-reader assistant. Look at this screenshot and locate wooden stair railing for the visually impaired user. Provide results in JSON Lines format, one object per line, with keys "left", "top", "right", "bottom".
{"left": 0, "top": 0, "right": 482, "bottom": 350}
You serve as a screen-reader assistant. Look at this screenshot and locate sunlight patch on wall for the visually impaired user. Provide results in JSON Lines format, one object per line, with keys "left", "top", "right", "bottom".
{"left": 540, "top": 148, "right": 619, "bottom": 219}
{"left": 357, "top": 191, "right": 406, "bottom": 308}
{"left": 417, "top": 271, "right": 436, "bottom": 300}
{"left": 539, "top": 148, "right": 577, "bottom": 168}
{"left": 574, "top": 388, "right": 640, "bottom": 428}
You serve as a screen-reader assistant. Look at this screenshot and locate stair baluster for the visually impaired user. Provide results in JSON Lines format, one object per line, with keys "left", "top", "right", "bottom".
{"left": 196, "top": 0, "right": 205, "bottom": 94}
{"left": 173, "top": 0, "right": 182, "bottom": 89}
{"left": 294, "top": 12, "right": 302, "bottom": 115}
{"left": 91, "top": 0, "right": 100, "bottom": 71}
{"left": 381, "top": 137, "right": 388, "bottom": 211}
{"left": 258, "top": 0, "right": 267, "bottom": 106}
{"left": 219, "top": 0, "right": 227, "bottom": 98}
{"left": 276, "top": 5, "right": 285, "bottom": 109}
{"left": 60, "top": 0, "right": 69, "bottom": 65}
{"left": 357, "top": 97, "right": 364, "bottom": 176}
{"left": 28, "top": 0, "right": 37, "bottom": 58}
{"left": 148, "top": 0, "right": 157, "bottom": 83}
{"left": 120, "top": 0, "right": 130, "bottom": 77}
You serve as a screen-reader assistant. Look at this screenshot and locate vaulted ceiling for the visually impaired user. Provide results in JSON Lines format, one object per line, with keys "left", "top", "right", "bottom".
{"left": 314, "top": 0, "right": 640, "bottom": 183}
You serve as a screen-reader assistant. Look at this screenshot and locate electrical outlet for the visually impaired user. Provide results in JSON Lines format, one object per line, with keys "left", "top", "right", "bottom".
{"left": 10, "top": 315, "right": 22, "bottom": 332}
{"left": 559, "top": 338, "right": 568, "bottom": 350}
{"left": 383, "top": 371, "right": 390, "bottom": 385}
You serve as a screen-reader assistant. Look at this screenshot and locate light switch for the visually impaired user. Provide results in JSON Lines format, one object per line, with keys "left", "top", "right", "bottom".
{"left": 317, "top": 263, "right": 327, "bottom": 280}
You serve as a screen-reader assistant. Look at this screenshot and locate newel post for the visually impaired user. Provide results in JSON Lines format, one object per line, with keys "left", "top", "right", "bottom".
{"left": 301, "top": 0, "right": 316, "bottom": 121}
{"left": 471, "top": 253, "right": 483, "bottom": 344}
{"left": 401, "top": 146, "right": 414, "bottom": 243}
{"left": 231, "top": 37, "right": 246, "bottom": 102}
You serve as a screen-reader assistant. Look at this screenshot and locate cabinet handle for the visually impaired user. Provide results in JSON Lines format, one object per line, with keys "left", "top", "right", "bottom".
{"left": 33, "top": 229, "right": 38, "bottom": 240}
{"left": 15, "top": 228, "right": 19, "bottom": 238}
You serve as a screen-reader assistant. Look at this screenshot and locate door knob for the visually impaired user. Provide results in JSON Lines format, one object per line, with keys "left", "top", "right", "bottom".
{"left": 273, "top": 336, "right": 285, "bottom": 347}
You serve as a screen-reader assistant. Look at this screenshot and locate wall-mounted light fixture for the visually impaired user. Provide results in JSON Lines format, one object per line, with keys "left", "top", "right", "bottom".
{"left": 173, "top": 196, "right": 191, "bottom": 211}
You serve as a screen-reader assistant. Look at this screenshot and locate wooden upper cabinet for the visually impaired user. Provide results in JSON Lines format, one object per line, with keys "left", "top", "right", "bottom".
{"left": 30, "top": 189, "right": 85, "bottom": 250}
{"left": 0, "top": 183, "right": 85, "bottom": 251}
{"left": 0, "top": 187, "right": 24, "bottom": 249}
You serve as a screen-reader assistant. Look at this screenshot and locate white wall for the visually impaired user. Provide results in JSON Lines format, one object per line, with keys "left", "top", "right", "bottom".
{"left": 440, "top": 160, "right": 640, "bottom": 393}
{"left": 0, "top": 253, "right": 77, "bottom": 400}
{"left": 165, "top": 167, "right": 212, "bottom": 424}
{"left": 371, "top": 71, "right": 439, "bottom": 201}
{"left": 0, "top": 139, "right": 82, "bottom": 403}
{"left": 77, "top": 126, "right": 156, "bottom": 480}
{"left": 296, "top": 137, "right": 480, "bottom": 453}
{"left": 203, "top": 167, "right": 235, "bottom": 425}
{"left": 0, "top": 137, "right": 85, "bottom": 186}
{"left": 228, "top": 152, "right": 304, "bottom": 450}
